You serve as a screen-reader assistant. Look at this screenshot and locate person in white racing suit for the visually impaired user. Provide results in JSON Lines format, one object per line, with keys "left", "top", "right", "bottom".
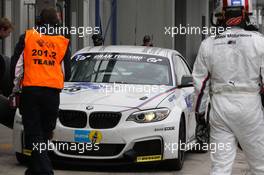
{"left": 193, "top": 1, "right": 264, "bottom": 174}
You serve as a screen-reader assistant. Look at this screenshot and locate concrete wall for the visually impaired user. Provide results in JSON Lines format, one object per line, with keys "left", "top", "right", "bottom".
{"left": 186, "top": 0, "right": 209, "bottom": 66}
{"left": 100, "top": 0, "right": 113, "bottom": 45}
{"left": 70, "top": 0, "right": 113, "bottom": 52}
{"left": 11, "top": 0, "right": 36, "bottom": 57}
{"left": 116, "top": 0, "right": 174, "bottom": 48}
{"left": 116, "top": 0, "right": 209, "bottom": 66}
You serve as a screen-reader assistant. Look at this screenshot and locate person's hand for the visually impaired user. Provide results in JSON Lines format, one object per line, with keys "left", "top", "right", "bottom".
{"left": 195, "top": 112, "right": 206, "bottom": 125}
{"left": 8, "top": 92, "right": 21, "bottom": 109}
{"left": 8, "top": 93, "right": 16, "bottom": 109}
{"left": 12, "top": 86, "right": 21, "bottom": 94}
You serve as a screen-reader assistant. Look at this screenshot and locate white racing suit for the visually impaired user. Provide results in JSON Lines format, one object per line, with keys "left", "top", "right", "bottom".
{"left": 193, "top": 28, "right": 264, "bottom": 175}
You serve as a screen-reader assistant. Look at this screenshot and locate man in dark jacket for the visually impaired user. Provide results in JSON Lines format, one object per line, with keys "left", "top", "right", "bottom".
{"left": 0, "top": 17, "right": 13, "bottom": 94}
{"left": 0, "top": 17, "right": 14, "bottom": 129}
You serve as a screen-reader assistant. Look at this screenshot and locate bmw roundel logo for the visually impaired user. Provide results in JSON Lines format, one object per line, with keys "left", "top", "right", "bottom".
{"left": 86, "top": 106, "right": 94, "bottom": 110}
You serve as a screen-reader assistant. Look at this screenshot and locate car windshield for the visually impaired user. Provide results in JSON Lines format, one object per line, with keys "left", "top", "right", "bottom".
{"left": 70, "top": 53, "right": 172, "bottom": 85}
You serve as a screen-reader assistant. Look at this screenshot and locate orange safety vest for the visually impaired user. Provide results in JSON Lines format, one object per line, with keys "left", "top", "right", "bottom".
{"left": 22, "top": 29, "right": 69, "bottom": 89}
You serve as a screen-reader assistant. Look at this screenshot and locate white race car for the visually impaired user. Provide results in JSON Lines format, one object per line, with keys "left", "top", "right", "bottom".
{"left": 13, "top": 46, "right": 208, "bottom": 170}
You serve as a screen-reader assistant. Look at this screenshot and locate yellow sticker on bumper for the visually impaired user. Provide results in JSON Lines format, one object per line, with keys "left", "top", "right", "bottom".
{"left": 89, "top": 130, "right": 103, "bottom": 143}
{"left": 22, "top": 149, "right": 32, "bottom": 156}
{"left": 136, "top": 155, "right": 162, "bottom": 162}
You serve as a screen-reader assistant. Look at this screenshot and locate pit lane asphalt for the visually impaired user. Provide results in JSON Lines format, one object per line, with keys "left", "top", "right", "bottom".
{"left": 0, "top": 125, "right": 249, "bottom": 175}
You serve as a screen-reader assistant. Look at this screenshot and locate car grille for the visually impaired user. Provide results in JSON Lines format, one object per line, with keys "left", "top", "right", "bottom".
{"left": 54, "top": 141, "right": 125, "bottom": 157}
{"left": 89, "top": 112, "right": 121, "bottom": 129}
{"left": 59, "top": 110, "right": 87, "bottom": 128}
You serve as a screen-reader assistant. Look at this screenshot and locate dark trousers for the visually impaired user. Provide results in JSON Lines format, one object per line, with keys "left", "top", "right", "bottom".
{"left": 21, "top": 87, "right": 60, "bottom": 175}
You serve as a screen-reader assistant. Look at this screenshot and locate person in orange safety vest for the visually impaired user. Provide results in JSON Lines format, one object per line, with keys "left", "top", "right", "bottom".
{"left": 11, "top": 7, "right": 71, "bottom": 175}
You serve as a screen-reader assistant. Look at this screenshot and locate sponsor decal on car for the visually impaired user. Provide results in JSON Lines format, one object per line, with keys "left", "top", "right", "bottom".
{"left": 75, "top": 54, "right": 91, "bottom": 61}
{"left": 63, "top": 83, "right": 105, "bottom": 94}
{"left": 168, "top": 94, "right": 176, "bottom": 102}
{"left": 88, "top": 130, "right": 103, "bottom": 144}
{"left": 93, "top": 54, "right": 144, "bottom": 62}
{"left": 74, "top": 130, "right": 91, "bottom": 143}
{"left": 73, "top": 53, "right": 170, "bottom": 65}
{"left": 74, "top": 130, "right": 103, "bottom": 143}
{"left": 154, "top": 126, "right": 175, "bottom": 132}
{"left": 184, "top": 94, "right": 193, "bottom": 111}
{"left": 136, "top": 155, "right": 162, "bottom": 162}
{"left": 147, "top": 58, "right": 162, "bottom": 63}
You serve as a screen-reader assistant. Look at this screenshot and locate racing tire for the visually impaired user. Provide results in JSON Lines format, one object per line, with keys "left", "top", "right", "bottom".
{"left": 15, "top": 152, "right": 30, "bottom": 165}
{"left": 166, "top": 116, "right": 186, "bottom": 170}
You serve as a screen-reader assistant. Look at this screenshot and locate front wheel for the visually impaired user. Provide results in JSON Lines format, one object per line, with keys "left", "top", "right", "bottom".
{"left": 166, "top": 117, "right": 186, "bottom": 170}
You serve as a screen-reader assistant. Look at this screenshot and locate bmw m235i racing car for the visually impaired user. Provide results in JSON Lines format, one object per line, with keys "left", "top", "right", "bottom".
{"left": 13, "top": 46, "right": 208, "bottom": 170}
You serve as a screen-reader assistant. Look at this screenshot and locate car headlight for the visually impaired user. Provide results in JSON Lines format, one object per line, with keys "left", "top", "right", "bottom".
{"left": 126, "top": 108, "right": 170, "bottom": 123}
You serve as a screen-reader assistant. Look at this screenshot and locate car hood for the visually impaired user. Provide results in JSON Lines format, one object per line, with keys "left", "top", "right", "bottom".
{"left": 61, "top": 82, "right": 176, "bottom": 109}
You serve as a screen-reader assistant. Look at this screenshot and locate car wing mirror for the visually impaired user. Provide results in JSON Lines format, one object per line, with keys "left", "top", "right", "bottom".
{"left": 178, "top": 75, "right": 193, "bottom": 88}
